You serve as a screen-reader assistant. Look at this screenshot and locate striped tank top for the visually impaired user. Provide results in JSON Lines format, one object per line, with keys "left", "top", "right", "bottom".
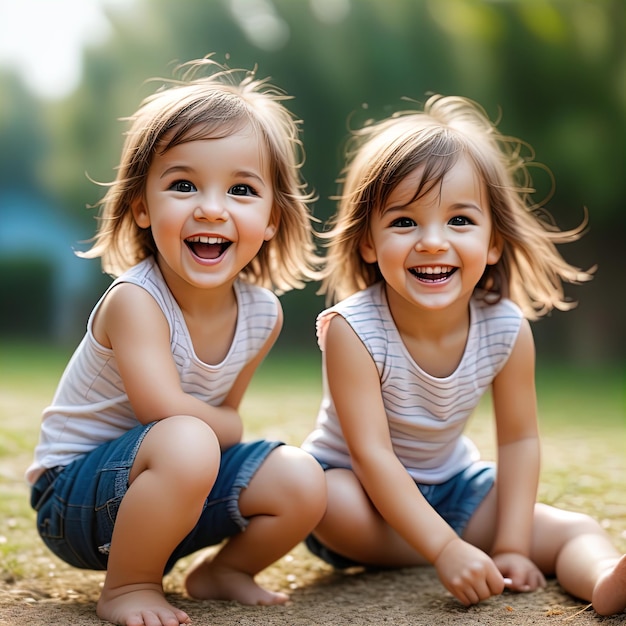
{"left": 26, "top": 256, "right": 279, "bottom": 484}
{"left": 302, "top": 282, "right": 523, "bottom": 483}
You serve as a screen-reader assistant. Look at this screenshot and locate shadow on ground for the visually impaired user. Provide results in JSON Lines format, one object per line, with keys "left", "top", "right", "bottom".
{"left": 2, "top": 545, "right": 623, "bottom": 626}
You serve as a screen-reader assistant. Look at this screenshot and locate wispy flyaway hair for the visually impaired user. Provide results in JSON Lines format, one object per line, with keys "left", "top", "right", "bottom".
{"left": 79, "top": 56, "right": 319, "bottom": 293}
{"left": 320, "top": 94, "right": 593, "bottom": 319}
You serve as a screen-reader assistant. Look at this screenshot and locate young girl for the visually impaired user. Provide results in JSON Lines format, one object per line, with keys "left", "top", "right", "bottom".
{"left": 302, "top": 94, "right": 626, "bottom": 616}
{"left": 27, "top": 57, "right": 326, "bottom": 626}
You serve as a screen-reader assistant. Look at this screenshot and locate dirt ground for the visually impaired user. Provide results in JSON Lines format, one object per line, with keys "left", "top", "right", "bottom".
{"left": 2, "top": 358, "right": 624, "bottom": 626}
{"left": 1, "top": 541, "right": 625, "bottom": 626}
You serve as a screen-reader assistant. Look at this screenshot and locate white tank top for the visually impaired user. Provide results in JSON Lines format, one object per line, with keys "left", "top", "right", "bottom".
{"left": 302, "top": 282, "right": 523, "bottom": 483}
{"left": 26, "top": 256, "right": 280, "bottom": 484}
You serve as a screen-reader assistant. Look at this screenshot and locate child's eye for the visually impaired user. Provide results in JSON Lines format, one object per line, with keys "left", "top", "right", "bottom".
{"left": 229, "top": 184, "right": 258, "bottom": 197}
{"left": 449, "top": 216, "right": 473, "bottom": 226}
{"left": 390, "top": 217, "right": 416, "bottom": 228}
{"left": 169, "top": 180, "right": 196, "bottom": 193}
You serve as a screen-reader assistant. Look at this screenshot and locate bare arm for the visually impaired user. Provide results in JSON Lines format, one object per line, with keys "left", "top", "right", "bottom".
{"left": 325, "top": 315, "right": 504, "bottom": 603}
{"left": 490, "top": 318, "right": 545, "bottom": 590}
{"left": 94, "top": 283, "right": 281, "bottom": 449}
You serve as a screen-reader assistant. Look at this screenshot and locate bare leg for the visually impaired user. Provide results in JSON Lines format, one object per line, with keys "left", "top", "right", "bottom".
{"left": 524, "top": 504, "right": 624, "bottom": 615}
{"left": 184, "top": 445, "right": 326, "bottom": 604}
{"left": 97, "top": 416, "right": 221, "bottom": 626}
{"left": 311, "top": 468, "right": 429, "bottom": 567}
{"left": 592, "top": 554, "right": 626, "bottom": 615}
{"left": 320, "top": 471, "right": 625, "bottom": 616}
{"left": 466, "top": 493, "right": 625, "bottom": 616}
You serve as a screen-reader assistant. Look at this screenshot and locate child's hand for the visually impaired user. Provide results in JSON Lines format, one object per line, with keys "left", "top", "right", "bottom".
{"left": 434, "top": 537, "right": 505, "bottom": 606}
{"left": 492, "top": 552, "right": 546, "bottom": 592}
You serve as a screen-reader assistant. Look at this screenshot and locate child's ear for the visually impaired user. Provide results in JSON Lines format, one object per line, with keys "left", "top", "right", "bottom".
{"left": 359, "top": 232, "right": 377, "bottom": 263}
{"left": 487, "top": 232, "right": 503, "bottom": 265}
{"left": 263, "top": 209, "right": 281, "bottom": 241}
{"left": 131, "top": 198, "right": 151, "bottom": 229}
{"left": 263, "top": 224, "right": 276, "bottom": 241}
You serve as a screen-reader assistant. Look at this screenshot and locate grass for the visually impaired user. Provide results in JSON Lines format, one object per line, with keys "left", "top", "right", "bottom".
{"left": 0, "top": 341, "right": 625, "bottom": 586}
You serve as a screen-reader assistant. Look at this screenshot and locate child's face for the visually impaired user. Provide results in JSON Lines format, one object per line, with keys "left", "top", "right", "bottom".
{"left": 359, "top": 154, "right": 501, "bottom": 312}
{"left": 132, "top": 123, "right": 276, "bottom": 291}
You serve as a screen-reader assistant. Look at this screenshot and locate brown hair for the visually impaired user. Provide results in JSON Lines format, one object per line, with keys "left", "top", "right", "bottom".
{"left": 79, "top": 56, "right": 319, "bottom": 293}
{"left": 320, "top": 94, "right": 593, "bottom": 319}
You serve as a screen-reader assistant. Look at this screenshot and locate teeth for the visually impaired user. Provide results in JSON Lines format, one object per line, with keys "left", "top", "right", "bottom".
{"left": 186, "top": 236, "right": 227, "bottom": 244}
{"left": 415, "top": 265, "right": 453, "bottom": 274}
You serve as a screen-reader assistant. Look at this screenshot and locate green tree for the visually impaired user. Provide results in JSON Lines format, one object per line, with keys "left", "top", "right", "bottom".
{"left": 1, "top": 0, "right": 623, "bottom": 360}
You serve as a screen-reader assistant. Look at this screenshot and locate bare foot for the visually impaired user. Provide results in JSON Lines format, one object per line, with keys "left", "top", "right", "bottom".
{"left": 592, "top": 554, "right": 626, "bottom": 616}
{"left": 185, "top": 555, "right": 289, "bottom": 605}
{"left": 97, "top": 583, "right": 191, "bottom": 626}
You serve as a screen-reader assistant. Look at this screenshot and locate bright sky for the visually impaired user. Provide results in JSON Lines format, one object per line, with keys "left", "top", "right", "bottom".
{"left": 0, "top": 0, "right": 130, "bottom": 100}
{"left": 0, "top": 0, "right": 353, "bottom": 100}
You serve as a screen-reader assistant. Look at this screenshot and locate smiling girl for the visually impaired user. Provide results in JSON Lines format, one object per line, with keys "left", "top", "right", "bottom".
{"left": 302, "top": 94, "right": 626, "bottom": 616}
{"left": 26, "top": 57, "right": 326, "bottom": 626}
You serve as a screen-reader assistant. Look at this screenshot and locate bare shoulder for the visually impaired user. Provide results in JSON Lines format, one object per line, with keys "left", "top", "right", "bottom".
{"left": 92, "top": 282, "right": 167, "bottom": 349}
{"left": 325, "top": 313, "right": 360, "bottom": 347}
{"left": 325, "top": 313, "right": 378, "bottom": 388}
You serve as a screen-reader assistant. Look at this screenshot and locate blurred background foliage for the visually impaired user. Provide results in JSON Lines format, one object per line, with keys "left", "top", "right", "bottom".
{"left": 0, "top": 0, "right": 624, "bottom": 364}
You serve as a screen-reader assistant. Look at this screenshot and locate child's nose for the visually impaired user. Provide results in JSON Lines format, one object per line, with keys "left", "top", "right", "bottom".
{"left": 415, "top": 225, "right": 449, "bottom": 252}
{"left": 193, "top": 196, "right": 227, "bottom": 222}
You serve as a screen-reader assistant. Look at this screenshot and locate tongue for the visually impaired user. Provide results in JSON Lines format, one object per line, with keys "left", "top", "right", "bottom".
{"left": 189, "top": 242, "right": 222, "bottom": 260}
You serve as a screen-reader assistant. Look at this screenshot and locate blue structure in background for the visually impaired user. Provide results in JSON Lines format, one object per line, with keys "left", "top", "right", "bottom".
{"left": 0, "top": 190, "right": 99, "bottom": 343}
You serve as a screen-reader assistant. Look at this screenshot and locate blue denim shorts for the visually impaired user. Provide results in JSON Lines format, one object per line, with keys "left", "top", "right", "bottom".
{"left": 306, "top": 461, "right": 495, "bottom": 569}
{"left": 30, "top": 422, "right": 283, "bottom": 572}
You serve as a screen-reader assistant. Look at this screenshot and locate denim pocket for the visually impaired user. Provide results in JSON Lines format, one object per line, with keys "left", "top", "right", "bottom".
{"left": 30, "top": 466, "right": 63, "bottom": 512}
{"left": 36, "top": 495, "right": 99, "bottom": 569}
{"left": 37, "top": 496, "right": 65, "bottom": 541}
{"left": 33, "top": 468, "right": 106, "bottom": 570}
{"left": 94, "top": 495, "right": 122, "bottom": 554}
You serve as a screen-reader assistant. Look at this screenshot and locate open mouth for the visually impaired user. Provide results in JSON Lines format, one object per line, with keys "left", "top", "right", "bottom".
{"left": 185, "top": 235, "right": 232, "bottom": 260}
{"left": 409, "top": 265, "right": 457, "bottom": 283}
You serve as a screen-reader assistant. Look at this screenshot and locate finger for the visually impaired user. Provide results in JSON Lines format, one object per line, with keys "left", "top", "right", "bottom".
{"left": 510, "top": 574, "right": 537, "bottom": 593}
{"left": 485, "top": 569, "right": 506, "bottom": 595}
{"left": 508, "top": 576, "right": 531, "bottom": 592}
{"left": 515, "top": 568, "right": 546, "bottom": 592}
{"left": 461, "top": 587, "right": 480, "bottom": 606}
{"left": 448, "top": 584, "right": 470, "bottom": 607}
{"left": 449, "top": 580, "right": 479, "bottom": 606}
{"left": 529, "top": 569, "right": 546, "bottom": 590}
{"left": 465, "top": 573, "right": 495, "bottom": 603}
{"left": 468, "top": 582, "right": 491, "bottom": 603}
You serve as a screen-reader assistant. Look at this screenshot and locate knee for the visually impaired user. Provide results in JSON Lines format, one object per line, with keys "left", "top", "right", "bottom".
{"left": 322, "top": 470, "right": 373, "bottom": 531}
{"left": 152, "top": 414, "right": 220, "bottom": 454}
{"left": 256, "top": 446, "right": 327, "bottom": 518}
{"left": 280, "top": 447, "right": 326, "bottom": 501}
{"left": 314, "top": 470, "right": 381, "bottom": 549}
{"left": 139, "top": 416, "right": 220, "bottom": 489}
